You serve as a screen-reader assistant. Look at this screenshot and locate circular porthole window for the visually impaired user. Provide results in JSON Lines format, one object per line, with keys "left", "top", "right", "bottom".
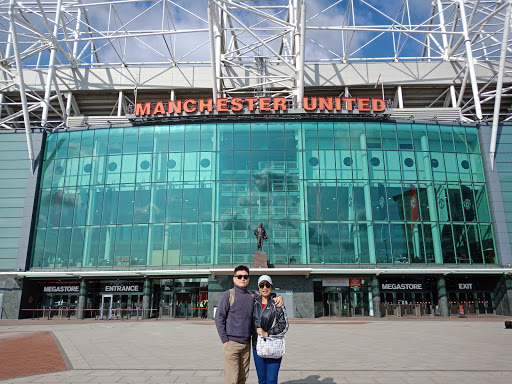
{"left": 343, "top": 157, "right": 353, "bottom": 166}
{"left": 167, "top": 159, "right": 177, "bottom": 169}
{"left": 84, "top": 164, "right": 92, "bottom": 173}
{"left": 55, "top": 166, "right": 64, "bottom": 175}
{"left": 200, "top": 158, "right": 211, "bottom": 168}
{"left": 431, "top": 159, "right": 439, "bottom": 168}
{"left": 140, "top": 160, "right": 150, "bottom": 170}
{"left": 108, "top": 162, "right": 117, "bottom": 172}
{"left": 370, "top": 157, "right": 380, "bottom": 167}
{"left": 404, "top": 158, "right": 414, "bottom": 167}
{"left": 461, "top": 160, "right": 470, "bottom": 170}
{"left": 309, "top": 157, "right": 319, "bottom": 166}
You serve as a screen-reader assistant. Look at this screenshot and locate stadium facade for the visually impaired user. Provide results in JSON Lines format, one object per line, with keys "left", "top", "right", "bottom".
{"left": 1, "top": 0, "right": 512, "bottom": 320}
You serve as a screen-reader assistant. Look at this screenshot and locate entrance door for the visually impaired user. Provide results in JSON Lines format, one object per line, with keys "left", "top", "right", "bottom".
{"left": 100, "top": 294, "right": 113, "bottom": 320}
{"left": 130, "top": 294, "right": 143, "bottom": 318}
{"left": 323, "top": 288, "right": 349, "bottom": 317}
{"left": 175, "top": 293, "right": 191, "bottom": 318}
{"left": 326, "top": 291, "right": 341, "bottom": 317}
{"left": 351, "top": 291, "right": 369, "bottom": 316}
{"left": 483, "top": 292, "right": 494, "bottom": 314}
{"left": 382, "top": 293, "right": 396, "bottom": 316}
{"left": 458, "top": 292, "right": 477, "bottom": 314}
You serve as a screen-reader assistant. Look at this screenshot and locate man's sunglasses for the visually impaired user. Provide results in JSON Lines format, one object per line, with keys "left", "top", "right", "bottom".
{"left": 235, "top": 275, "right": 250, "bottom": 280}
{"left": 259, "top": 283, "right": 272, "bottom": 289}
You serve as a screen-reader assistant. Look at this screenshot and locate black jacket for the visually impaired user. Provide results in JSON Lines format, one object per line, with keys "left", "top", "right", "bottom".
{"left": 251, "top": 293, "right": 289, "bottom": 349}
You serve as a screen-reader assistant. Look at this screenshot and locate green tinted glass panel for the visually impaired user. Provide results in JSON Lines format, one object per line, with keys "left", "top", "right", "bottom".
{"left": 123, "top": 128, "right": 138, "bottom": 154}
{"left": 32, "top": 121, "right": 494, "bottom": 269}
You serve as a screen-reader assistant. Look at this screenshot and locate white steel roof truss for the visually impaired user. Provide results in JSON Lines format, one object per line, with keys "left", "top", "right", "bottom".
{"left": 0, "top": 0, "right": 512, "bottom": 155}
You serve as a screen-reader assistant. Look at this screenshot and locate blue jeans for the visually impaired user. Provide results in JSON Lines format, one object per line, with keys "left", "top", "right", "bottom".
{"left": 252, "top": 348, "right": 282, "bottom": 384}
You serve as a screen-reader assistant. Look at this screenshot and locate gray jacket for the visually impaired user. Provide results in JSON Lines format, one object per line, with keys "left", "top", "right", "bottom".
{"left": 215, "top": 285, "right": 255, "bottom": 344}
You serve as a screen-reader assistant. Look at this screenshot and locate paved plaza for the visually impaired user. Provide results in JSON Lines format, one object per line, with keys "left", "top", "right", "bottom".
{"left": 1, "top": 317, "right": 512, "bottom": 383}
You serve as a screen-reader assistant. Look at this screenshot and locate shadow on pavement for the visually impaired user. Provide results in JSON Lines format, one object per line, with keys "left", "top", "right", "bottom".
{"left": 281, "top": 376, "right": 337, "bottom": 384}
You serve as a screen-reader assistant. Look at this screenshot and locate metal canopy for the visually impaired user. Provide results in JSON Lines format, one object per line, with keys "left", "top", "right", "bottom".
{"left": 1, "top": 1, "right": 512, "bottom": 162}
{"left": 1, "top": 267, "right": 511, "bottom": 279}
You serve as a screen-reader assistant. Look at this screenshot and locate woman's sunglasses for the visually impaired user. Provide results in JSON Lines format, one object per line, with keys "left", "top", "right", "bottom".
{"left": 235, "top": 275, "right": 249, "bottom": 280}
{"left": 259, "top": 283, "right": 272, "bottom": 289}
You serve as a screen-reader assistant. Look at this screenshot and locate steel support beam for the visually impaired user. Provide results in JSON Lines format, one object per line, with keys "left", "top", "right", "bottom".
{"left": 9, "top": 0, "right": 34, "bottom": 163}
{"left": 41, "top": 0, "right": 63, "bottom": 127}
{"left": 458, "top": 0, "right": 482, "bottom": 120}
{"left": 296, "top": 0, "right": 306, "bottom": 108}
{"left": 490, "top": 1, "right": 512, "bottom": 168}
{"left": 208, "top": 0, "right": 220, "bottom": 102}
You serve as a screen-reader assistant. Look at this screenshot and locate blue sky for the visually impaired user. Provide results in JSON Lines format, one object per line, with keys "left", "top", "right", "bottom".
{"left": 0, "top": 0, "right": 505, "bottom": 67}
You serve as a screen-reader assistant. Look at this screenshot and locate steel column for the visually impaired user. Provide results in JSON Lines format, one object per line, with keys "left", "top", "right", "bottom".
{"left": 296, "top": 0, "right": 305, "bottom": 108}
{"left": 9, "top": 0, "right": 34, "bottom": 163}
{"left": 41, "top": 0, "right": 64, "bottom": 127}
{"left": 458, "top": 0, "right": 482, "bottom": 120}
{"left": 489, "top": 1, "right": 512, "bottom": 167}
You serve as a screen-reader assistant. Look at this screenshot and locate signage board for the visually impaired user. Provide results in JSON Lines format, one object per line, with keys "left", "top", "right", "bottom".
{"left": 322, "top": 278, "right": 349, "bottom": 287}
{"left": 131, "top": 96, "right": 387, "bottom": 117}
{"left": 43, "top": 286, "right": 79, "bottom": 293}
{"left": 104, "top": 285, "right": 140, "bottom": 292}
{"left": 381, "top": 283, "right": 423, "bottom": 290}
{"left": 350, "top": 278, "right": 362, "bottom": 287}
{"left": 458, "top": 283, "right": 473, "bottom": 290}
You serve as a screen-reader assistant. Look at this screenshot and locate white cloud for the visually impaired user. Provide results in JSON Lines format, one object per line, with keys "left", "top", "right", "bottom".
{"left": 3, "top": 0, "right": 506, "bottom": 68}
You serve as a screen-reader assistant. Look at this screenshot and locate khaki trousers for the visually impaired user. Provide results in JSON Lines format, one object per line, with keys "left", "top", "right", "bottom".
{"left": 223, "top": 341, "right": 251, "bottom": 384}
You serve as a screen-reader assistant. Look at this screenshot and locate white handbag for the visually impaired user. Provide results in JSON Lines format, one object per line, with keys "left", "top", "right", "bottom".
{"left": 256, "top": 334, "right": 286, "bottom": 359}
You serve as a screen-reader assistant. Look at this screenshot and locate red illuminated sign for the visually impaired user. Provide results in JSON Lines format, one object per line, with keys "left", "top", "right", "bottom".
{"left": 134, "top": 96, "right": 387, "bottom": 116}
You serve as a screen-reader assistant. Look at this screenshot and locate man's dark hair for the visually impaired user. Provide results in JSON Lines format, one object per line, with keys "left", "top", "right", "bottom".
{"left": 234, "top": 265, "right": 250, "bottom": 275}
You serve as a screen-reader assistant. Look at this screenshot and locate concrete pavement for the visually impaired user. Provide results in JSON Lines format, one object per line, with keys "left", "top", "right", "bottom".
{"left": 1, "top": 317, "right": 512, "bottom": 383}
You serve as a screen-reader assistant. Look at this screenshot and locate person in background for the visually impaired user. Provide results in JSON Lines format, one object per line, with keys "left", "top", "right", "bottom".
{"left": 252, "top": 275, "right": 289, "bottom": 384}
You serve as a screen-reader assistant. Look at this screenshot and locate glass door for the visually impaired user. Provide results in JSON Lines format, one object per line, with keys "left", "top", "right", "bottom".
{"left": 323, "top": 287, "right": 349, "bottom": 317}
{"left": 326, "top": 291, "right": 341, "bottom": 316}
{"left": 459, "top": 292, "right": 477, "bottom": 314}
{"left": 175, "top": 293, "right": 190, "bottom": 318}
{"left": 351, "top": 291, "right": 368, "bottom": 316}
{"left": 483, "top": 292, "right": 494, "bottom": 314}
{"left": 382, "top": 293, "right": 396, "bottom": 316}
{"left": 160, "top": 292, "right": 174, "bottom": 318}
{"left": 100, "top": 294, "right": 113, "bottom": 320}
{"left": 130, "top": 294, "right": 143, "bottom": 318}
{"left": 416, "top": 292, "right": 433, "bottom": 315}
{"left": 449, "top": 292, "right": 458, "bottom": 314}
{"left": 476, "top": 292, "right": 487, "bottom": 314}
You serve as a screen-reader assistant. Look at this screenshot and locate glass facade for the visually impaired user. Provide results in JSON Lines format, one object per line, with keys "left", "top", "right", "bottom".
{"left": 30, "top": 121, "right": 496, "bottom": 269}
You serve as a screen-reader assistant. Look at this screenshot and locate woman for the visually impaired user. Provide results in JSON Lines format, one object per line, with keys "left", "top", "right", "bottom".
{"left": 252, "top": 275, "right": 289, "bottom": 384}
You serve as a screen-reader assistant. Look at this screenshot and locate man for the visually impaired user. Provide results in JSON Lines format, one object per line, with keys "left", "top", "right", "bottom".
{"left": 200, "top": 298, "right": 208, "bottom": 319}
{"left": 215, "top": 265, "right": 282, "bottom": 384}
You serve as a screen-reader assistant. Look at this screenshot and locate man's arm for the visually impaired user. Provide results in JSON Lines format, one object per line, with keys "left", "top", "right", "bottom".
{"left": 215, "top": 291, "right": 230, "bottom": 345}
{"left": 274, "top": 295, "right": 284, "bottom": 307}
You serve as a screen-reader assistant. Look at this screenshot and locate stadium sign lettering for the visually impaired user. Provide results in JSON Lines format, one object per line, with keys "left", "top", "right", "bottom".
{"left": 381, "top": 283, "right": 423, "bottom": 290}
{"left": 134, "top": 96, "right": 386, "bottom": 116}
{"left": 43, "top": 286, "right": 79, "bottom": 293}
{"left": 105, "top": 285, "right": 139, "bottom": 292}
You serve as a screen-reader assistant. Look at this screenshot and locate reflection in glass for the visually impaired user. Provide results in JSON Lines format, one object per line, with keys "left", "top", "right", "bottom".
{"left": 390, "top": 223, "right": 408, "bottom": 264}
{"left": 31, "top": 121, "right": 496, "bottom": 269}
{"left": 440, "top": 224, "right": 455, "bottom": 263}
